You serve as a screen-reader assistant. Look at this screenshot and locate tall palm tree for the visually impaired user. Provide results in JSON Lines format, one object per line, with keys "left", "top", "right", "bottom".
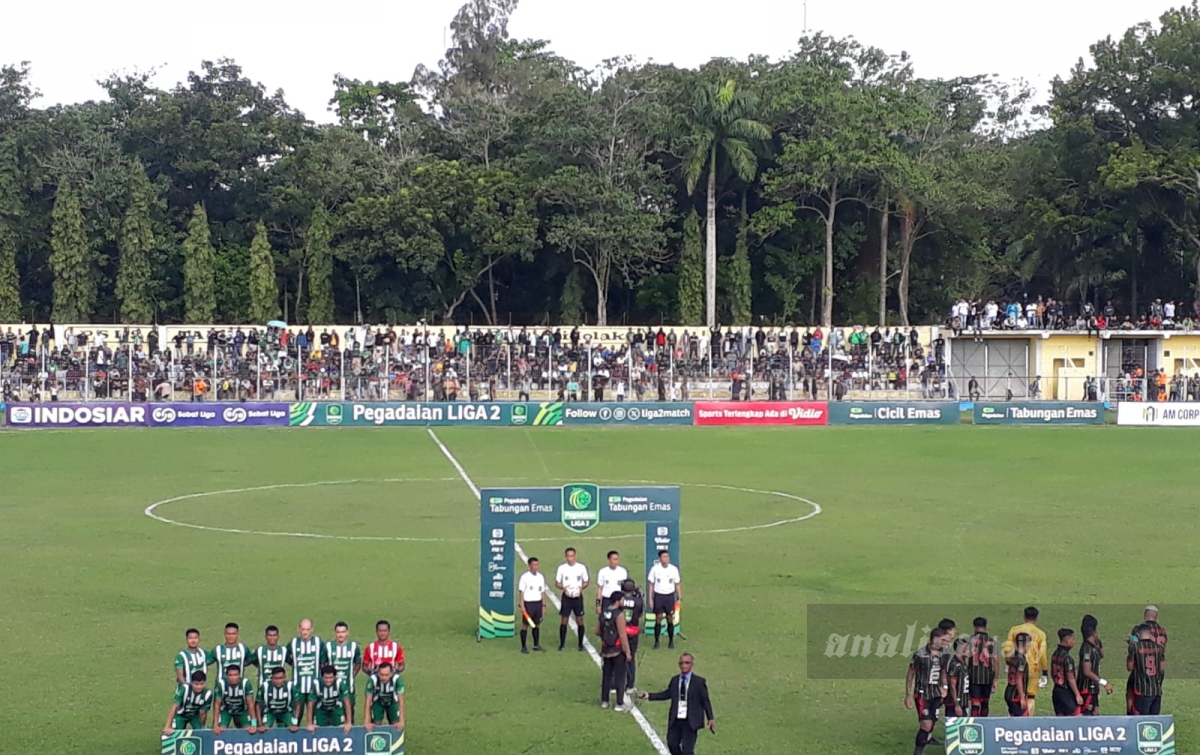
{"left": 684, "top": 80, "right": 771, "bottom": 328}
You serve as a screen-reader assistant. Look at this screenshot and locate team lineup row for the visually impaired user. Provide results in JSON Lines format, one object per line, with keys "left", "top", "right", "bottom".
{"left": 164, "top": 618, "right": 405, "bottom": 737}
{"left": 904, "top": 607, "right": 1169, "bottom": 755}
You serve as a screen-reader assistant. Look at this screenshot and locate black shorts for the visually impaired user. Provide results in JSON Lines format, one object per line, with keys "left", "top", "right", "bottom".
{"left": 523, "top": 601, "right": 544, "bottom": 626}
{"left": 1006, "top": 698, "right": 1028, "bottom": 717}
{"left": 1080, "top": 691, "right": 1097, "bottom": 716}
{"left": 1132, "top": 693, "right": 1161, "bottom": 716}
{"left": 559, "top": 595, "right": 585, "bottom": 617}
{"left": 969, "top": 683, "right": 992, "bottom": 704}
{"left": 1052, "top": 687, "right": 1081, "bottom": 716}
{"left": 913, "top": 696, "right": 940, "bottom": 722}
{"left": 652, "top": 593, "right": 675, "bottom": 615}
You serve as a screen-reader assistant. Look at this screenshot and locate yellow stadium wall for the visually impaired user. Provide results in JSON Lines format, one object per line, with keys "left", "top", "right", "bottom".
{"left": 1162, "top": 334, "right": 1200, "bottom": 379}
{"left": 1036, "top": 334, "right": 1099, "bottom": 400}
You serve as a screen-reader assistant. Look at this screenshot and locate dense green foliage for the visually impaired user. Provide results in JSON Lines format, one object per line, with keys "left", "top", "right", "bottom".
{"left": 3, "top": 1, "right": 1200, "bottom": 325}
{"left": 182, "top": 204, "right": 217, "bottom": 324}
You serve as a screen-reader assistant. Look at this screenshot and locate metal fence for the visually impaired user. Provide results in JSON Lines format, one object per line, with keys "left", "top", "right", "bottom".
{"left": 1, "top": 327, "right": 956, "bottom": 403}
{"left": 8, "top": 326, "right": 1194, "bottom": 405}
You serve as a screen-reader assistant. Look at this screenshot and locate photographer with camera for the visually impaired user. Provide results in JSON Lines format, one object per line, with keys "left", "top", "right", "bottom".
{"left": 596, "top": 592, "right": 632, "bottom": 711}
{"left": 619, "top": 579, "right": 645, "bottom": 696}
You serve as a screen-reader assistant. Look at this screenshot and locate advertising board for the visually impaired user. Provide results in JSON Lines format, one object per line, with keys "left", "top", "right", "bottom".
{"left": 1117, "top": 402, "right": 1200, "bottom": 427}
{"left": 828, "top": 402, "right": 959, "bottom": 425}
{"left": 693, "top": 401, "right": 828, "bottom": 426}
{"left": 973, "top": 402, "right": 1104, "bottom": 425}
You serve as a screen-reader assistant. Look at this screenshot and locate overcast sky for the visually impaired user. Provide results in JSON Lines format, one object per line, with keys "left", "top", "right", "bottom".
{"left": 1, "top": 0, "right": 1182, "bottom": 122}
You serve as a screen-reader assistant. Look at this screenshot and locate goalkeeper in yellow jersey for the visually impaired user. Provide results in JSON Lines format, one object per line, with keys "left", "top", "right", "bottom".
{"left": 1005, "top": 606, "right": 1050, "bottom": 714}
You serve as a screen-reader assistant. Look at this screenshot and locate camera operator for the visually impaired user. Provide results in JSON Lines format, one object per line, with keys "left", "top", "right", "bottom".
{"left": 619, "top": 579, "right": 645, "bottom": 696}
{"left": 596, "top": 592, "right": 632, "bottom": 711}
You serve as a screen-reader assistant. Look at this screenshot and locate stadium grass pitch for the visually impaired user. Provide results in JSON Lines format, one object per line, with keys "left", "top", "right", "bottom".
{"left": 1, "top": 425, "right": 1196, "bottom": 754}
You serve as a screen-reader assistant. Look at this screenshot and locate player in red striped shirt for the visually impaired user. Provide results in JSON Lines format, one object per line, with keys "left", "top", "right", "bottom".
{"left": 363, "top": 620, "right": 405, "bottom": 675}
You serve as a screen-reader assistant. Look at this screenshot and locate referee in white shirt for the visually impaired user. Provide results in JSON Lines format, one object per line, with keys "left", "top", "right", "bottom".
{"left": 517, "top": 557, "right": 547, "bottom": 654}
{"left": 595, "top": 550, "right": 629, "bottom": 615}
{"left": 555, "top": 547, "right": 590, "bottom": 651}
{"left": 648, "top": 550, "right": 682, "bottom": 650}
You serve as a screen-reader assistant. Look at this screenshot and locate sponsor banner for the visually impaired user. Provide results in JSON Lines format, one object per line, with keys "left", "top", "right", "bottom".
{"left": 973, "top": 402, "right": 1104, "bottom": 425}
{"left": 478, "top": 484, "right": 680, "bottom": 640}
{"left": 828, "top": 401, "right": 959, "bottom": 425}
{"left": 944, "top": 715, "right": 1173, "bottom": 755}
{"left": 6, "top": 403, "right": 147, "bottom": 428}
{"left": 148, "top": 403, "right": 290, "bottom": 427}
{"left": 559, "top": 401, "right": 694, "bottom": 425}
{"left": 288, "top": 402, "right": 558, "bottom": 427}
{"left": 161, "top": 725, "right": 404, "bottom": 755}
{"left": 1118, "top": 401, "right": 1200, "bottom": 427}
{"left": 693, "top": 401, "right": 828, "bottom": 426}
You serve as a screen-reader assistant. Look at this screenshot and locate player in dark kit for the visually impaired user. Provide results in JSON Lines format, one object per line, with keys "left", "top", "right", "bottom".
{"left": 944, "top": 638, "right": 971, "bottom": 719}
{"left": 1127, "top": 606, "right": 1167, "bottom": 713}
{"left": 1050, "top": 629, "right": 1083, "bottom": 716}
{"left": 905, "top": 627, "right": 948, "bottom": 755}
{"left": 1127, "top": 624, "right": 1165, "bottom": 715}
{"left": 1004, "top": 633, "right": 1031, "bottom": 716}
{"left": 1077, "top": 615, "right": 1113, "bottom": 716}
{"left": 966, "top": 617, "right": 999, "bottom": 717}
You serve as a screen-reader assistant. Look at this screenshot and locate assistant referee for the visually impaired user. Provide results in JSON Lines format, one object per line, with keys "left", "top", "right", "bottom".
{"left": 517, "top": 557, "right": 547, "bottom": 654}
{"left": 647, "top": 550, "right": 681, "bottom": 650}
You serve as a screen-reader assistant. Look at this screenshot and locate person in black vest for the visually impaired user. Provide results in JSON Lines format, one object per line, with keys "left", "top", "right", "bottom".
{"left": 639, "top": 653, "right": 715, "bottom": 755}
{"left": 596, "top": 593, "right": 631, "bottom": 711}
{"left": 619, "top": 579, "right": 645, "bottom": 695}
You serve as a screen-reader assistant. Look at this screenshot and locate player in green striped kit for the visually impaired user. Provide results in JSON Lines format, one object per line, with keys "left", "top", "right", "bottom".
{"left": 306, "top": 665, "right": 353, "bottom": 733}
{"left": 163, "top": 671, "right": 214, "bottom": 735}
{"left": 214, "top": 622, "right": 251, "bottom": 677}
{"left": 213, "top": 665, "right": 258, "bottom": 734}
{"left": 253, "top": 625, "right": 288, "bottom": 688}
{"left": 325, "top": 622, "right": 362, "bottom": 721}
{"left": 256, "top": 667, "right": 303, "bottom": 732}
{"left": 175, "top": 628, "right": 212, "bottom": 685}
{"left": 363, "top": 662, "right": 405, "bottom": 732}
{"left": 287, "top": 618, "right": 324, "bottom": 699}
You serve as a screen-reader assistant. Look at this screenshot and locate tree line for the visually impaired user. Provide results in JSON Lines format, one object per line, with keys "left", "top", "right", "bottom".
{"left": 2, "top": 0, "right": 1199, "bottom": 328}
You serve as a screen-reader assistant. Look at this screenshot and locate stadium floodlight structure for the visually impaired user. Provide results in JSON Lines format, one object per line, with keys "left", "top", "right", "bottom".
{"left": 478, "top": 484, "right": 680, "bottom": 639}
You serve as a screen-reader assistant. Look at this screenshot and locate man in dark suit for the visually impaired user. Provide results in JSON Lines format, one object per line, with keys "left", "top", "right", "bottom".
{"left": 639, "top": 653, "right": 715, "bottom": 755}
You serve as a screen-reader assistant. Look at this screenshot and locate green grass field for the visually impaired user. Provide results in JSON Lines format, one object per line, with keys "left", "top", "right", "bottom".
{"left": 1, "top": 425, "right": 1196, "bottom": 754}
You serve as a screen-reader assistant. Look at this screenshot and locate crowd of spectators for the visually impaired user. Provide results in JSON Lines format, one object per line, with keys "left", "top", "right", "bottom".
{"left": 948, "top": 297, "right": 1200, "bottom": 336}
{"left": 0, "top": 323, "right": 949, "bottom": 403}
{"left": 1, "top": 313, "right": 1196, "bottom": 404}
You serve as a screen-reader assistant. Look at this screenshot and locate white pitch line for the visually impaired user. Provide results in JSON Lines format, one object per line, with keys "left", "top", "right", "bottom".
{"left": 426, "top": 428, "right": 671, "bottom": 755}
{"left": 142, "top": 478, "right": 822, "bottom": 544}
{"left": 143, "top": 478, "right": 466, "bottom": 542}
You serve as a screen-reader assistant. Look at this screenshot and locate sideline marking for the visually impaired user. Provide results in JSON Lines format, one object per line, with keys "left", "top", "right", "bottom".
{"left": 143, "top": 478, "right": 822, "bottom": 543}
{"left": 426, "top": 428, "right": 671, "bottom": 755}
